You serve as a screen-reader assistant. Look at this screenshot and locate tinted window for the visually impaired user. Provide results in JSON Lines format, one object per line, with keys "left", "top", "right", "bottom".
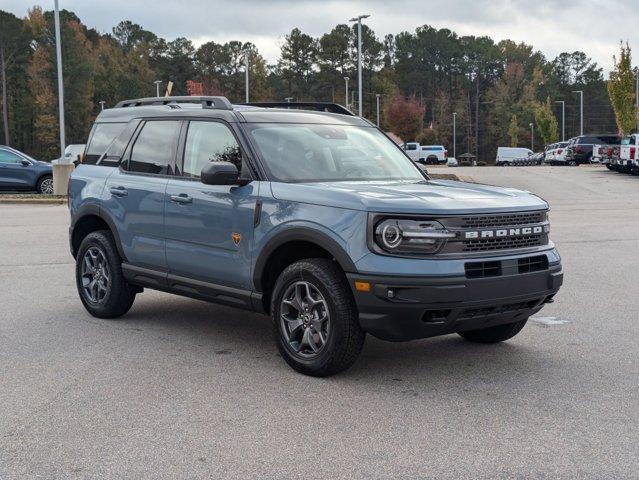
{"left": 128, "top": 120, "right": 180, "bottom": 175}
{"left": 0, "top": 149, "right": 22, "bottom": 164}
{"left": 421, "top": 146, "right": 442, "bottom": 151}
{"left": 84, "top": 123, "right": 126, "bottom": 163}
{"left": 182, "top": 121, "right": 244, "bottom": 178}
{"left": 405, "top": 144, "right": 417, "bottom": 151}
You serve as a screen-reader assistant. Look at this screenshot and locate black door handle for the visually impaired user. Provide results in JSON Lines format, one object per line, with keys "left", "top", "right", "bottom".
{"left": 170, "top": 194, "right": 192, "bottom": 204}
{"left": 109, "top": 186, "right": 128, "bottom": 197}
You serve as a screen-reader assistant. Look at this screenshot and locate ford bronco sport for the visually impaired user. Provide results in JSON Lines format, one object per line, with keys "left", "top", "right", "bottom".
{"left": 69, "top": 96, "right": 563, "bottom": 376}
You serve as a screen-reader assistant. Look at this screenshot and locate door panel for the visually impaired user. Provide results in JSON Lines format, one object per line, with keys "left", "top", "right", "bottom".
{"left": 0, "top": 150, "right": 32, "bottom": 188}
{"left": 102, "top": 119, "right": 181, "bottom": 271}
{"left": 164, "top": 120, "right": 257, "bottom": 289}
{"left": 103, "top": 169, "right": 168, "bottom": 270}
{"left": 165, "top": 179, "right": 258, "bottom": 289}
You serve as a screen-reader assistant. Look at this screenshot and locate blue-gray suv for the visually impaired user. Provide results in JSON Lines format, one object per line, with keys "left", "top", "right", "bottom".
{"left": 69, "top": 96, "right": 563, "bottom": 376}
{"left": 0, "top": 146, "right": 53, "bottom": 193}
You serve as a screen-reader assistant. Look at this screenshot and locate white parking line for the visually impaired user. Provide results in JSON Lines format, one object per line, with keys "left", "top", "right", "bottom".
{"left": 530, "top": 316, "right": 570, "bottom": 327}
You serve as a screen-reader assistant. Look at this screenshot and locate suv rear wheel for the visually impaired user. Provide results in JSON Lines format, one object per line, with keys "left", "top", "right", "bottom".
{"left": 75, "top": 230, "right": 136, "bottom": 318}
{"left": 271, "top": 258, "right": 365, "bottom": 376}
{"left": 458, "top": 318, "right": 528, "bottom": 343}
{"left": 36, "top": 175, "right": 53, "bottom": 194}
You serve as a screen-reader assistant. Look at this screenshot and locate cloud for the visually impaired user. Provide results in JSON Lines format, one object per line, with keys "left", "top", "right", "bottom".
{"left": 3, "top": 0, "right": 637, "bottom": 71}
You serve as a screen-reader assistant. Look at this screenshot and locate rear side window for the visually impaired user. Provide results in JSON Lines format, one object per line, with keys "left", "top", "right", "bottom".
{"left": 182, "top": 121, "right": 245, "bottom": 178}
{"left": 126, "top": 120, "right": 180, "bottom": 175}
{"left": 84, "top": 123, "right": 126, "bottom": 164}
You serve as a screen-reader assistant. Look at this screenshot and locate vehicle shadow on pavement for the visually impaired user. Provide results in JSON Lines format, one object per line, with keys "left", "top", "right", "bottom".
{"left": 107, "top": 292, "right": 554, "bottom": 384}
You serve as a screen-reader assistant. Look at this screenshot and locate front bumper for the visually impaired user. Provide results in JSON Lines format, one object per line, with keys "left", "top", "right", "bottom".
{"left": 347, "top": 263, "right": 563, "bottom": 341}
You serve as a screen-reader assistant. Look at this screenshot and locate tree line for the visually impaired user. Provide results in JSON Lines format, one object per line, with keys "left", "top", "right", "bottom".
{"left": 0, "top": 6, "right": 630, "bottom": 161}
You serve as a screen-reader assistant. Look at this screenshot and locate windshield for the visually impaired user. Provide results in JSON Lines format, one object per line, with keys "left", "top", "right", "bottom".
{"left": 246, "top": 124, "right": 425, "bottom": 183}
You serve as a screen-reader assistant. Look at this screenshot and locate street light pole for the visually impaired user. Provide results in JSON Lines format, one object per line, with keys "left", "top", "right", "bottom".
{"left": 572, "top": 90, "right": 584, "bottom": 136}
{"left": 53, "top": 0, "right": 65, "bottom": 157}
{"left": 284, "top": 97, "right": 293, "bottom": 103}
{"left": 344, "top": 76, "right": 349, "bottom": 109}
{"left": 375, "top": 94, "right": 381, "bottom": 127}
{"left": 530, "top": 123, "right": 535, "bottom": 150}
{"left": 153, "top": 80, "right": 162, "bottom": 97}
{"left": 555, "top": 100, "right": 565, "bottom": 141}
{"left": 635, "top": 69, "right": 638, "bottom": 133}
{"left": 452, "top": 112, "right": 457, "bottom": 159}
{"left": 99, "top": 101, "right": 106, "bottom": 111}
{"left": 245, "top": 51, "right": 250, "bottom": 103}
{"left": 349, "top": 14, "right": 370, "bottom": 117}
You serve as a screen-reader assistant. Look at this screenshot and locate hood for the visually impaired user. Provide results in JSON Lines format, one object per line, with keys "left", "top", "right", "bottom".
{"left": 270, "top": 179, "right": 548, "bottom": 215}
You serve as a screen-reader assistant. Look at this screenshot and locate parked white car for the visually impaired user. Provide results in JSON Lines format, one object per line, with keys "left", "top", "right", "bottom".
{"left": 52, "top": 144, "right": 86, "bottom": 165}
{"left": 545, "top": 142, "right": 569, "bottom": 164}
{"left": 446, "top": 157, "right": 458, "bottom": 167}
{"left": 495, "top": 147, "right": 533, "bottom": 166}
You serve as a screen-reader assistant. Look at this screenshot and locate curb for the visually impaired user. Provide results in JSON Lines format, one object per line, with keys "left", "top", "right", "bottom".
{"left": 0, "top": 197, "right": 67, "bottom": 205}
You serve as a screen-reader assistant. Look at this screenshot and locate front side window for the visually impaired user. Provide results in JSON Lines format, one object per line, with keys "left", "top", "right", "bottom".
{"left": 182, "top": 121, "right": 244, "bottom": 178}
{"left": 0, "top": 149, "right": 22, "bottom": 164}
{"left": 247, "top": 124, "right": 425, "bottom": 183}
{"left": 85, "top": 123, "right": 126, "bottom": 164}
{"left": 128, "top": 120, "right": 180, "bottom": 174}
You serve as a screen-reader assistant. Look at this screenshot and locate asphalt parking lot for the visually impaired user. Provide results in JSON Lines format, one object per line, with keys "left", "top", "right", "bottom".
{"left": 1, "top": 166, "right": 637, "bottom": 479}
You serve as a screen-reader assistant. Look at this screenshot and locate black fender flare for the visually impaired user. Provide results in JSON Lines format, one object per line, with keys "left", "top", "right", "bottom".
{"left": 252, "top": 227, "right": 357, "bottom": 292}
{"left": 70, "top": 204, "right": 127, "bottom": 261}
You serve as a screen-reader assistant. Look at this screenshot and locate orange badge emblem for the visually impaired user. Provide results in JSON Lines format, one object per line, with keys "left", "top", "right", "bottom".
{"left": 231, "top": 232, "right": 242, "bottom": 245}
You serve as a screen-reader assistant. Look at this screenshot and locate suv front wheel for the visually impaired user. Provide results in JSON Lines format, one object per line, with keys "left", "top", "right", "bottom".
{"left": 271, "top": 258, "right": 365, "bottom": 376}
{"left": 75, "top": 230, "right": 136, "bottom": 319}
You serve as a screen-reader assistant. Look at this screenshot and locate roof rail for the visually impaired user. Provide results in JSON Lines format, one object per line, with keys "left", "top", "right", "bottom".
{"left": 114, "top": 96, "right": 233, "bottom": 110}
{"left": 242, "top": 102, "right": 354, "bottom": 116}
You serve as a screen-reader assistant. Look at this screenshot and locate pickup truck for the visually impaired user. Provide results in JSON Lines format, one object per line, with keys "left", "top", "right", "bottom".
{"left": 565, "top": 134, "right": 621, "bottom": 165}
{"left": 68, "top": 96, "right": 563, "bottom": 376}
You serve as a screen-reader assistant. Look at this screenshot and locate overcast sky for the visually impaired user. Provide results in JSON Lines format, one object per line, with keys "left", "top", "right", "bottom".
{"left": 4, "top": 0, "right": 638, "bottom": 72}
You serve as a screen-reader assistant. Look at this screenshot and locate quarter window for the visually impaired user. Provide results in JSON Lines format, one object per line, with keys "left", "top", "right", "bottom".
{"left": 182, "top": 121, "right": 244, "bottom": 178}
{"left": 128, "top": 120, "right": 180, "bottom": 175}
{"left": 84, "top": 123, "right": 126, "bottom": 164}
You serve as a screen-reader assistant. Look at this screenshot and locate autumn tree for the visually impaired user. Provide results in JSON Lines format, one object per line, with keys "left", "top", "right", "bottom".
{"left": 608, "top": 42, "right": 636, "bottom": 135}
{"left": 383, "top": 93, "right": 424, "bottom": 142}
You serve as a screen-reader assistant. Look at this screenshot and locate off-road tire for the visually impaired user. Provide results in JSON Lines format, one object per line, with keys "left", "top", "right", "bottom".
{"left": 36, "top": 174, "right": 53, "bottom": 194}
{"left": 271, "top": 258, "right": 365, "bottom": 376}
{"left": 458, "top": 318, "right": 528, "bottom": 344}
{"left": 75, "top": 230, "right": 136, "bottom": 319}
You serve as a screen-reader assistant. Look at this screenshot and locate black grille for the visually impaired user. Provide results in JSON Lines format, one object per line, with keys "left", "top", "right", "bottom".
{"left": 462, "top": 234, "right": 546, "bottom": 252}
{"left": 458, "top": 299, "right": 542, "bottom": 320}
{"left": 465, "top": 260, "right": 502, "bottom": 279}
{"left": 518, "top": 255, "right": 548, "bottom": 274}
{"left": 461, "top": 212, "right": 546, "bottom": 229}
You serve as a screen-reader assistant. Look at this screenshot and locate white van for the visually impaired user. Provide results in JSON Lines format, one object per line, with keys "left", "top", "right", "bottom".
{"left": 495, "top": 147, "right": 533, "bottom": 166}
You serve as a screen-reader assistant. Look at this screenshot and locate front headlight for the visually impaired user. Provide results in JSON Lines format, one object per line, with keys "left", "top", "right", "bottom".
{"left": 373, "top": 218, "right": 456, "bottom": 254}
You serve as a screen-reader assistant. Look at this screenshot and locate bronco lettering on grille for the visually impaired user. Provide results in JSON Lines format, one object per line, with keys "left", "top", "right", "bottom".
{"left": 464, "top": 225, "right": 547, "bottom": 239}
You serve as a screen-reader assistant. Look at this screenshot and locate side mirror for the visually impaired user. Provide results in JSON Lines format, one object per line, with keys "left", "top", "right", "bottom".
{"left": 21, "top": 159, "right": 30, "bottom": 166}
{"left": 201, "top": 161, "right": 249, "bottom": 186}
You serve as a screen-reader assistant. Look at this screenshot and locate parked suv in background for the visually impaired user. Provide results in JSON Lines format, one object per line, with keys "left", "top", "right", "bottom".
{"left": 69, "top": 96, "right": 563, "bottom": 376}
{"left": 565, "top": 134, "right": 621, "bottom": 165}
{"left": 0, "top": 146, "right": 53, "bottom": 194}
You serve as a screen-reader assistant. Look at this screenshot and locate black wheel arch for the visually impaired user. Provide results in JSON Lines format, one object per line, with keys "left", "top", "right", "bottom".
{"left": 70, "top": 205, "right": 127, "bottom": 261}
{"left": 253, "top": 227, "right": 357, "bottom": 303}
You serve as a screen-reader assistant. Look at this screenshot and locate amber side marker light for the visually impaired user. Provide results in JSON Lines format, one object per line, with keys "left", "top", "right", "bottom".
{"left": 354, "top": 281, "right": 371, "bottom": 292}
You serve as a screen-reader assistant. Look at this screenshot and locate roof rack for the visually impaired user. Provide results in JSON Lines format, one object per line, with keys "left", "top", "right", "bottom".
{"left": 242, "top": 102, "right": 354, "bottom": 116}
{"left": 114, "top": 96, "right": 233, "bottom": 110}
